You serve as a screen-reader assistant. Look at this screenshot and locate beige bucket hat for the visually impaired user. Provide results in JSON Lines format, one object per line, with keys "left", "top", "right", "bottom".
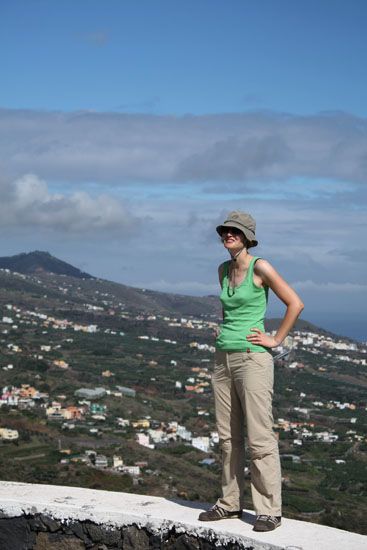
{"left": 216, "top": 210, "right": 258, "bottom": 247}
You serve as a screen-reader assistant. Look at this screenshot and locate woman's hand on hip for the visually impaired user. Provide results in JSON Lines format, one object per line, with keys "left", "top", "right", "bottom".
{"left": 246, "top": 328, "right": 279, "bottom": 348}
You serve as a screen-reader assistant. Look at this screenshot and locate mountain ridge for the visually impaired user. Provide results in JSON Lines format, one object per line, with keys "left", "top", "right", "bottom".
{"left": 0, "top": 250, "right": 354, "bottom": 342}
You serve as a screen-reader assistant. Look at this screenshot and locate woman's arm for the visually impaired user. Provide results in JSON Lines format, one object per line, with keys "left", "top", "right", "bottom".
{"left": 246, "top": 259, "right": 304, "bottom": 348}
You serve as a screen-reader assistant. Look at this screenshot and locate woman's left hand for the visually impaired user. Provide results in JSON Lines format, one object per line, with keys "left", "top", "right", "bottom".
{"left": 246, "top": 328, "right": 279, "bottom": 348}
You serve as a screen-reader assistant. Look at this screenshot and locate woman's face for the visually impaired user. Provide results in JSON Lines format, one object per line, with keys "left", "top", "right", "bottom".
{"left": 220, "top": 227, "right": 245, "bottom": 252}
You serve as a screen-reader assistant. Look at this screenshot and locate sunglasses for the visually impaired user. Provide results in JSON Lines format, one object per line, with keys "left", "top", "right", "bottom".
{"left": 219, "top": 226, "right": 243, "bottom": 236}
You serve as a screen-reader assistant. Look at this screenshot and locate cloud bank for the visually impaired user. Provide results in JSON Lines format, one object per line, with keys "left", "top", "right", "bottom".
{"left": 1, "top": 109, "right": 367, "bottom": 184}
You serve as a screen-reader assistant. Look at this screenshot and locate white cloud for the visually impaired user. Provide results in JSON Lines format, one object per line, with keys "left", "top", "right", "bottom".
{"left": 0, "top": 174, "right": 136, "bottom": 233}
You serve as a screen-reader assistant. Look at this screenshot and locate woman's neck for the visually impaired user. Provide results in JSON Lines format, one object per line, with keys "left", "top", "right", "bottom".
{"left": 230, "top": 247, "right": 249, "bottom": 266}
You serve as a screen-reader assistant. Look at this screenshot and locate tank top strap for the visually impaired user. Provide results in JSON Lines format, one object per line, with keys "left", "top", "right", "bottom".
{"left": 221, "top": 260, "right": 230, "bottom": 286}
{"left": 247, "top": 256, "right": 262, "bottom": 280}
{"left": 223, "top": 260, "right": 230, "bottom": 277}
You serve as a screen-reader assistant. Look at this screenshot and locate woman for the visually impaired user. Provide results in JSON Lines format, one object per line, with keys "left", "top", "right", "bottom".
{"left": 198, "top": 211, "right": 304, "bottom": 532}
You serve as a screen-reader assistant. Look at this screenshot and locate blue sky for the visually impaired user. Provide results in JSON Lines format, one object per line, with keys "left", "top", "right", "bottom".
{"left": 0, "top": 0, "right": 367, "bottom": 340}
{"left": 2, "top": 0, "right": 367, "bottom": 115}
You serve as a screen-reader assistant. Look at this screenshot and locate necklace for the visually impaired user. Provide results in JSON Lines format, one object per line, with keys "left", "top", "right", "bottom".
{"left": 227, "top": 262, "right": 236, "bottom": 297}
{"left": 227, "top": 248, "right": 245, "bottom": 297}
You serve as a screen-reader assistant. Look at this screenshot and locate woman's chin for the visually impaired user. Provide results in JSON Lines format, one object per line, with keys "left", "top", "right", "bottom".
{"left": 224, "top": 244, "right": 239, "bottom": 253}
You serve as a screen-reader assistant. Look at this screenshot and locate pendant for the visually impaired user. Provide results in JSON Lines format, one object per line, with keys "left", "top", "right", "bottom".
{"left": 227, "top": 285, "right": 235, "bottom": 297}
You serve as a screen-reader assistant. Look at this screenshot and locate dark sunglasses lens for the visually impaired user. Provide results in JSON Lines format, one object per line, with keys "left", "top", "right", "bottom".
{"left": 221, "top": 227, "right": 241, "bottom": 236}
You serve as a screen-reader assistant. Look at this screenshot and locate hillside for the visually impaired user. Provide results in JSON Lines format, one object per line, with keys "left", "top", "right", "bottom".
{"left": 0, "top": 251, "right": 93, "bottom": 279}
{"left": 0, "top": 251, "right": 346, "bottom": 338}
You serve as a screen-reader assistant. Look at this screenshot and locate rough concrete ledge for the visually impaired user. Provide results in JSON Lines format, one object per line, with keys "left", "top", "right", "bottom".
{"left": 0, "top": 482, "right": 365, "bottom": 550}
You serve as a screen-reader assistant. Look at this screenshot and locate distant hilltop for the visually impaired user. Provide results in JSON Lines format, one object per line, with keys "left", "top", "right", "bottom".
{"left": 0, "top": 251, "right": 93, "bottom": 279}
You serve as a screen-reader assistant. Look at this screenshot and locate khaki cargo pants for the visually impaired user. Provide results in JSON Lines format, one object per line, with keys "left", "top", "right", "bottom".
{"left": 212, "top": 350, "right": 281, "bottom": 515}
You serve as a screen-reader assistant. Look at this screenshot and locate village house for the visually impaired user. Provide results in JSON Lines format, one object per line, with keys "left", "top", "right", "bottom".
{"left": 191, "top": 436, "right": 210, "bottom": 453}
{"left": 53, "top": 360, "right": 69, "bottom": 369}
{"left": 95, "top": 455, "right": 108, "bottom": 468}
{"left": 0, "top": 428, "right": 19, "bottom": 441}
{"left": 136, "top": 433, "right": 154, "bottom": 449}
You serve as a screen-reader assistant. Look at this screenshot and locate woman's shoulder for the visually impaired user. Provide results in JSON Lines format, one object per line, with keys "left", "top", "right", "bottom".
{"left": 253, "top": 258, "right": 278, "bottom": 283}
{"left": 253, "top": 257, "right": 272, "bottom": 272}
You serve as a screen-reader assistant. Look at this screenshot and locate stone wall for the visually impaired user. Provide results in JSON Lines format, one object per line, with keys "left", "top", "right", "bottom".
{"left": 0, "top": 482, "right": 365, "bottom": 550}
{"left": 0, "top": 515, "right": 252, "bottom": 550}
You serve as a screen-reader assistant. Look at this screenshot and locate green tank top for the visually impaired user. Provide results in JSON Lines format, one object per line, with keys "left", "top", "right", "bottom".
{"left": 216, "top": 256, "right": 269, "bottom": 352}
